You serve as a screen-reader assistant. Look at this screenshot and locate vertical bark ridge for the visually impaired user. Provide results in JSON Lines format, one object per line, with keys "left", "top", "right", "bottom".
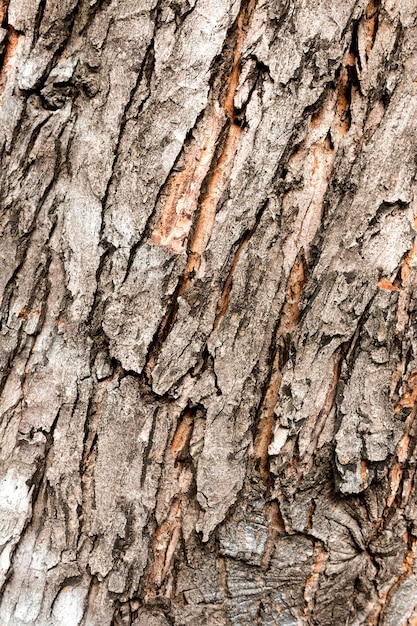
{"left": 143, "top": 0, "right": 258, "bottom": 380}
{"left": 254, "top": 250, "right": 306, "bottom": 482}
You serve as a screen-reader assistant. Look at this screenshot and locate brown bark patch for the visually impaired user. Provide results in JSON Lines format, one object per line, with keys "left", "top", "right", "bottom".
{"left": 261, "top": 500, "right": 286, "bottom": 566}
{"left": 396, "top": 372, "right": 417, "bottom": 412}
{"left": 188, "top": 124, "right": 242, "bottom": 262}
{"left": 18, "top": 306, "right": 28, "bottom": 321}
{"left": 364, "top": 0, "right": 380, "bottom": 58}
{"left": 386, "top": 405, "right": 417, "bottom": 509}
{"left": 145, "top": 498, "right": 184, "bottom": 595}
{"left": 0, "top": 25, "right": 19, "bottom": 95}
{"left": 378, "top": 277, "right": 400, "bottom": 292}
{"left": 170, "top": 408, "right": 194, "bottom": 460}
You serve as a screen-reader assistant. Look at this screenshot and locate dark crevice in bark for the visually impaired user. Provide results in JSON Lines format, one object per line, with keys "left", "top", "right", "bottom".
{"left": 28, "top": 2, "right": 81, "bottom": 94}
{"left": 271, "top": 82, "right": 334, "bottom": 195}
{"left": 0, "top": 173, "right": 64, "bottom": 365}
{"left": 0, "top": 223, "right": 55, "bottom": 396}
{"left": 338, "top": 291, "right": 379, "bottom": 381}
{"left": 32, "top": 0, "right": 48, "bottom": 48}
{"left": 142, "top": 197, "right": 267, "bottom": 397}
{"left": 142, "top": 277, "right": 185, "bottom": 385}
{"left": 213, "top": 200, "right": 268, "bottom": 330}
{"left": 350, "top": 18, "right": 363, "bottom": 73}
{"left": 139, "top": 409, "right": 159, "bottom": 489}
{"left": 86, "top": 242, "right": 115, "bottom": 331}
{"left": 121, "top": 101, "right": 210, "bottom": 282}
{"left": 100, "top": 37, "right": 156, "bottom": 243}
{"left": 137, "top": 404, "right": 204, "bottom": 610}
{"left": 78, "top": 394, "right": 99, "bottom": 536}
{"left": 22, "top": 121, "right": 66, "bottom": 234}
{"left": 77, "top": 0, "right": 114, "bottom": 37}
{"left": 16, "top": 254, "right": 51, "bottom": 345}
{"left": 18, "top": 115, "right": 53, "bottom": 177}
{"left": 375, "top": 528, "right": 416, "bottom": 626}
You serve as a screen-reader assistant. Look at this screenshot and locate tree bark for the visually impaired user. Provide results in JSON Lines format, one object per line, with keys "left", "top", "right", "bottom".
{"left": 1, "top": 0, "right": 417, "bottom": 623}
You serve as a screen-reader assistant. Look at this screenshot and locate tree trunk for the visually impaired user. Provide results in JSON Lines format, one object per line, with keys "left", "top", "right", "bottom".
{"left": 1, "top": 0, "right": 417, "bottom": 623}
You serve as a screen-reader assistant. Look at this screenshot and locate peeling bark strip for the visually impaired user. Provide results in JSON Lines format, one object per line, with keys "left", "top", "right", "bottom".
{"left": 2, "top": 0, "right": 417, "bottom": 624}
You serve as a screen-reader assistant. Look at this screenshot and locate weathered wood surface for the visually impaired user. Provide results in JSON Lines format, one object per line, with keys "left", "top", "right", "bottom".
{"left": 1, "top": 0, "right": 417, "bottom": 623}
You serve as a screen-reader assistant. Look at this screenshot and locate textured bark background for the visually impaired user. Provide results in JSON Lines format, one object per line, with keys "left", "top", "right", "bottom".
{"left": 1, "top": 0, "right": 417, "bottom": 623}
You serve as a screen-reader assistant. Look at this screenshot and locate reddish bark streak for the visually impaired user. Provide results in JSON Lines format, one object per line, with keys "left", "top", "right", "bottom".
{"left": 378, "top": 277, "right": 400, "bottom": 292}
{"left": 303, "top": 544, "right": 328, "bottom": 622}
{"left": 144, "top": 409, "right": 196, "bottom": 598}
{"left": 365, "top": 0, "right": 380, "bottom": 58}
{"left": 0, "top": 26, "right": 19, "bottom": 95}
{"left": 254, "top": 252, "right": 306, "bottom": 481}
{"left": 149, "top": 0, "right": 255, "bottom": 260}
{"left": 370, "top": 532, "right": 417, "bottom": 625}
{"left": 148, "top": 108, "right": 224, "bottom": 254}
{"left": 261, "top": 500, "right": 286, "bottom": 566}
{"left": 170, "top": 408, "right": 194, "bottom": 458}
{"left": 145, "top": 0, "right": 258, "bottom": 378}
{"left": 0, "top": 0, "right": 9, "bottom": 25}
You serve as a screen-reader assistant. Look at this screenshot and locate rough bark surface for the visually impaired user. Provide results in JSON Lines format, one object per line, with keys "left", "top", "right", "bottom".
{"left": 1, "top": 0, "right": 417, "bottom": 624}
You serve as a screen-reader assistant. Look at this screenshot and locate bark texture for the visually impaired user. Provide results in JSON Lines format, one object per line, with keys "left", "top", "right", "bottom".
{"left": 1, "top": 0, "right": 417, "bottom": 623}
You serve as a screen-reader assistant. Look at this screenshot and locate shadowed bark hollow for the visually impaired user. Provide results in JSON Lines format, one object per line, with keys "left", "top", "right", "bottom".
{"left": 1, "top": 0, "right": 417, "bottom": 624}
